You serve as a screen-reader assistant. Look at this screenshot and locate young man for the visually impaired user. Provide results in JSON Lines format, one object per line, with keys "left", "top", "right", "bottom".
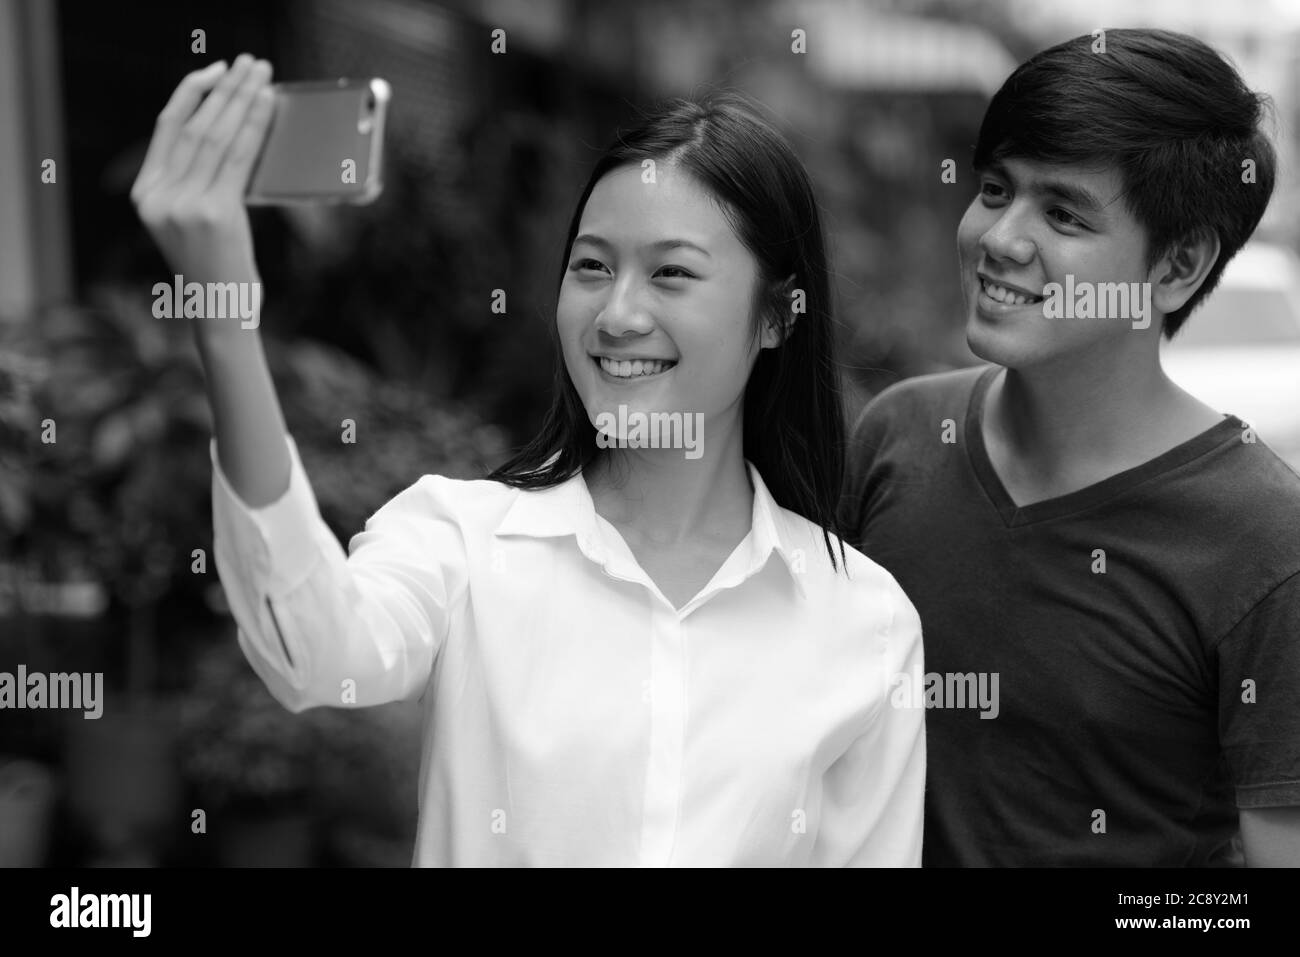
{"left": 841, "top": 29, "right": 1300, "bottom": 866}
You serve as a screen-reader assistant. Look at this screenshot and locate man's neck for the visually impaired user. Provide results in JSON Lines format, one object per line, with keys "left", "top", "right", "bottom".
{"left": 983, "top": 347, "right": 1225, "bottom": 505}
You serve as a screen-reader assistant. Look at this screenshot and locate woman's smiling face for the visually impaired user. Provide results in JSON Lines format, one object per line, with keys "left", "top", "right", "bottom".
{"left": 558, "top": 162, "right": 775, "bottom": 455}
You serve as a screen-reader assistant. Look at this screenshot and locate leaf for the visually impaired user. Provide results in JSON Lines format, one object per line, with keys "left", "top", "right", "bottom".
{"left": 90, "top": 409, "right": 136, "bottom": 468}
{"left": 0, "top": 469, "right": 32, "bottom": 533}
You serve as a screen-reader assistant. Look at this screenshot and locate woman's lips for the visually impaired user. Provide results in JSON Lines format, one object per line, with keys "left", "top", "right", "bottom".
{"left": 592, "top": 356, "right": 677, "bottom": 381}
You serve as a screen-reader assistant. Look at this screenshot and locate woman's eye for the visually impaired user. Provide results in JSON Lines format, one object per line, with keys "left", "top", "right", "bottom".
{"left": 572, "top": 258, "right": 609, "bottom": 274}
{"left": 655, "top": 266, "right": 694, "bottom": 280}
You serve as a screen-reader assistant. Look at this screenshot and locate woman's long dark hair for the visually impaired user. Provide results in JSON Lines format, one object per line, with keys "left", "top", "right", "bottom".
{"left": 487, "top": 93, "right": 848, "bottom": 573}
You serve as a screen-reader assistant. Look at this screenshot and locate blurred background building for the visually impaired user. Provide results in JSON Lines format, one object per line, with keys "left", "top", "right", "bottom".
{"left": 1, "top": 0, "right": 1297, "bottom": 866}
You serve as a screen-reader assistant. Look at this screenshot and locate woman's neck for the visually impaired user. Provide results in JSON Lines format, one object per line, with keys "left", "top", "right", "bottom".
{"left": 584, "top": 433, "right": 753, "bottom": 547}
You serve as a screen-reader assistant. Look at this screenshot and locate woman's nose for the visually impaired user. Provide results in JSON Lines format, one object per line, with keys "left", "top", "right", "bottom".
{"left": 594, "top": 277, "right": 655, "bottom": 337}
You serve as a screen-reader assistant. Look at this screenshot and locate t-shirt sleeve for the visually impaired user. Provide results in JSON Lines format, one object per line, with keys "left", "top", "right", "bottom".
{"left": 1216, "top": 568, "right": 1300, "bottom": 808}
{"left": 839, "top": 390, "right": 897, "bottom": 546}
{"left": 211, "top": 434, "right": 470, "bottom": 713}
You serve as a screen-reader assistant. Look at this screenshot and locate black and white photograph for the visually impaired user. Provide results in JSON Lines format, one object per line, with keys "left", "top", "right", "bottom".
{"left": 1, "top": 0, "right": 1298, "bottom": 933}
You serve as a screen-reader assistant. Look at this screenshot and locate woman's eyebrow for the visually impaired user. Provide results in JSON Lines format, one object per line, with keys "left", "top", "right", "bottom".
{"left": 574, "top": 234, "right": 713, "bottom": 259}
{"left": 648, "top": 239, "right": 712, "bottom": 259}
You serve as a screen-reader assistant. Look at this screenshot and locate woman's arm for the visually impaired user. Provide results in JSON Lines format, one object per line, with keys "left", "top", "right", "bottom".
{"left": 210, "top": 444, "right": 468, "bottom": 711}
{"left": 811, "top": 582, "right": 926, "bottom": 866}
{"left": 133, "top": 57, "right": 464, "bottom": 710}
{"left": 131, "top": 54, "right": 290, "bottom": 508}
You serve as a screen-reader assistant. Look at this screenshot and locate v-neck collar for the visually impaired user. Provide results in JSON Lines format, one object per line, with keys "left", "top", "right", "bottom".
{"left": 965, "top": 365, "right": 1245, "bottom": 528}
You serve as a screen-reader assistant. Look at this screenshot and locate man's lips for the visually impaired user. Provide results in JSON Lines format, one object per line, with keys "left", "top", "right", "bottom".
{"left": 976, "top": 273, "right": 1045, "bottom": 306}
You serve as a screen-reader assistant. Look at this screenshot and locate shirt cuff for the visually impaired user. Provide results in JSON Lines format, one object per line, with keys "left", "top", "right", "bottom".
{"left": 209, "top": 433, "right": 329, "bottom": 596}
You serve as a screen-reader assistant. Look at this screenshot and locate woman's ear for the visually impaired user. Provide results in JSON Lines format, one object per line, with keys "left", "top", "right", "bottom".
{"left": 760, "top": 273, "right": 800, "bottom": 349}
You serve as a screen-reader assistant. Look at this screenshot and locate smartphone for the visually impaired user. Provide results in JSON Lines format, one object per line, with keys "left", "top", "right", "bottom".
{"left": 245, "top": 78, "right": 391, "bottom": 206}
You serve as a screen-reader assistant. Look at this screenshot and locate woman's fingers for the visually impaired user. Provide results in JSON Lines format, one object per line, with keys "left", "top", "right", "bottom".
{"left": 131, "top": 55, "right": 273, "bottom": 290}
{"left": 166, "top": 53, "right": 257, "bottom": 185}
{"left": 189, "top": 58, "right": 274, "bottom": 192}
{"left": 213, "top": 76, "right": 277, "bottom": 198}
{"left": 131, "top": 59, "right": 227, "bottom": 203}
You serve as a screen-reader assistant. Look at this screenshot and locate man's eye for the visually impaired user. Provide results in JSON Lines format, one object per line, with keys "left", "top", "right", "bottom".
{"left": 1048, "top": 209, "right": 1083, "bottom": 228}
{"left": 655, "top": 266, "right": 694, "bottom": 280}
{"left": 980, "top": 181, "right": 1007, "bottom": 202}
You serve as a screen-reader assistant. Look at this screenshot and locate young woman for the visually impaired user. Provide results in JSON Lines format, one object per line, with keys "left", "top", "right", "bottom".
{"left": 133, "top": 54, "right": 924, "bottom": 866}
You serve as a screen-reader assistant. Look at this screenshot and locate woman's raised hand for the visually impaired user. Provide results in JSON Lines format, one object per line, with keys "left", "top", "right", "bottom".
{"left": 131, "top": 54, "right": 274, "bottom": 289}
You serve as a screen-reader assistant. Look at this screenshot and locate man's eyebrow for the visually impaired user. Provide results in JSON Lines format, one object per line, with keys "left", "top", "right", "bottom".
{"left": 982, "top": 161, "right": 1109, "bottom": 215}
{"left": 573, "top": 234, "right": 713, "bottom": 258}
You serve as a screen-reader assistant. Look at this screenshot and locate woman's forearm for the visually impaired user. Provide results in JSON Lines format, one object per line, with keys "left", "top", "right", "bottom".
{"left": 195, "top": 321, "right": 291, "bottom": 508}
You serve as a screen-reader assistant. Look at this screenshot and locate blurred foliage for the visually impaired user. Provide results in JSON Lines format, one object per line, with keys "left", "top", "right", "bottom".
{"left": 0, "top": 289, "right": 212, "bottom": 607}
{"left": 0, "top": 281, "right": 505, "bottom": 814}
{"left": 1, "top": 283, "right": 507, "bottom": 605}
{"left": 174, "top": 642, "right": 316, "bottom": 808}
{"left": 0, "top": 346, "right": 48, "bottom": 539}
{"left": 174, "top": 637, "right": 420, "bottom": 828}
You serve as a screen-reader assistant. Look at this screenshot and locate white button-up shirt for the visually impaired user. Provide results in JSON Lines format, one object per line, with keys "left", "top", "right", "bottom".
{"left": 210, "top": 436, "right": 925, "bottom": 866}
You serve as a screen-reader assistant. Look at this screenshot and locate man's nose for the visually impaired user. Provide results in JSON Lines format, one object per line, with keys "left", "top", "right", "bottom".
{"left": 979, "top": 203, "right": 1037, "bottom": 266}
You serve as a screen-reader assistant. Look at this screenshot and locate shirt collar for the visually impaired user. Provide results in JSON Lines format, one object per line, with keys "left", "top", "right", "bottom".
{"left": 492, "top": 459, "right": 809, "bottom": 599}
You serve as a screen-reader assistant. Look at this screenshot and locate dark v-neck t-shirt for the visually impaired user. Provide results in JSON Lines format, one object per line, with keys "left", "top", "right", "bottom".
{"left": 840, "top": 364, "right": 1300, "bottom": 866}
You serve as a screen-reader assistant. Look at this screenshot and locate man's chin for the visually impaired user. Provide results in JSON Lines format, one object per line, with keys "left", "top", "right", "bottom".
{"left": 965, "top": 314, "right": 1037, "bottom": 371}
{"left": 965, "top": 312, "right": 1006, "bottom": 363}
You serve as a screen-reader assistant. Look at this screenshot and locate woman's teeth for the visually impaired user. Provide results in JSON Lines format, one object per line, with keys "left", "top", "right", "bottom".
{"left": 598, "top": 357, "right": 676, "bottom": 378}
{"left": 981, "top": 278, "right": 1043, "bottom": 306}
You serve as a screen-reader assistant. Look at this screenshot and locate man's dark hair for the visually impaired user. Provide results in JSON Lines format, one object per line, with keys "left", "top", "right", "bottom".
{"left": 973, "top": 28, "right": 1276, "bottom": 337}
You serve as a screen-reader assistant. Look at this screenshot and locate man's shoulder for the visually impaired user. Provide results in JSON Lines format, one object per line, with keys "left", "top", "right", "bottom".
{"left": 849, "top": 365, "right": 992, "bottom": 440}
{"left": 1167, "top": 420, "right": 1300, "bottom": 526}
{"left": 1203, "top": 437, "right": 1300, "bottom": 578}
{"left": 1235, "top": 437, "right": 1300, "bottom": 500}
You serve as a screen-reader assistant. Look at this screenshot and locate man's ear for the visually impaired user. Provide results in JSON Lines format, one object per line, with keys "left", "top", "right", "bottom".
{"left": 760, "top": 273, "right": 800, "bottom": 349}
{"left": 1150, "top": 229, "right": 1221, "bottom": 318}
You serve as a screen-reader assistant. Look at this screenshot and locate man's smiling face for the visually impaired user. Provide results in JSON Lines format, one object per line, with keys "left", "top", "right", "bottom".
{"left": 958, "top": 157, "right": 1160, "bottom": 369}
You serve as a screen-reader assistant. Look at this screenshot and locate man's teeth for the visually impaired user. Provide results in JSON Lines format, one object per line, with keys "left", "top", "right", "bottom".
{"left": 981, "top": 278, "right": 1042, "bottom": 305}
{"left": 598, "top": 357, "right": 676, "bottom": 378}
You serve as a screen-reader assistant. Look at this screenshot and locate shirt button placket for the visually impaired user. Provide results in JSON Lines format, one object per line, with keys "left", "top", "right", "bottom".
{"left": 639, "top": 602, "right": 685, "bottom": 866}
